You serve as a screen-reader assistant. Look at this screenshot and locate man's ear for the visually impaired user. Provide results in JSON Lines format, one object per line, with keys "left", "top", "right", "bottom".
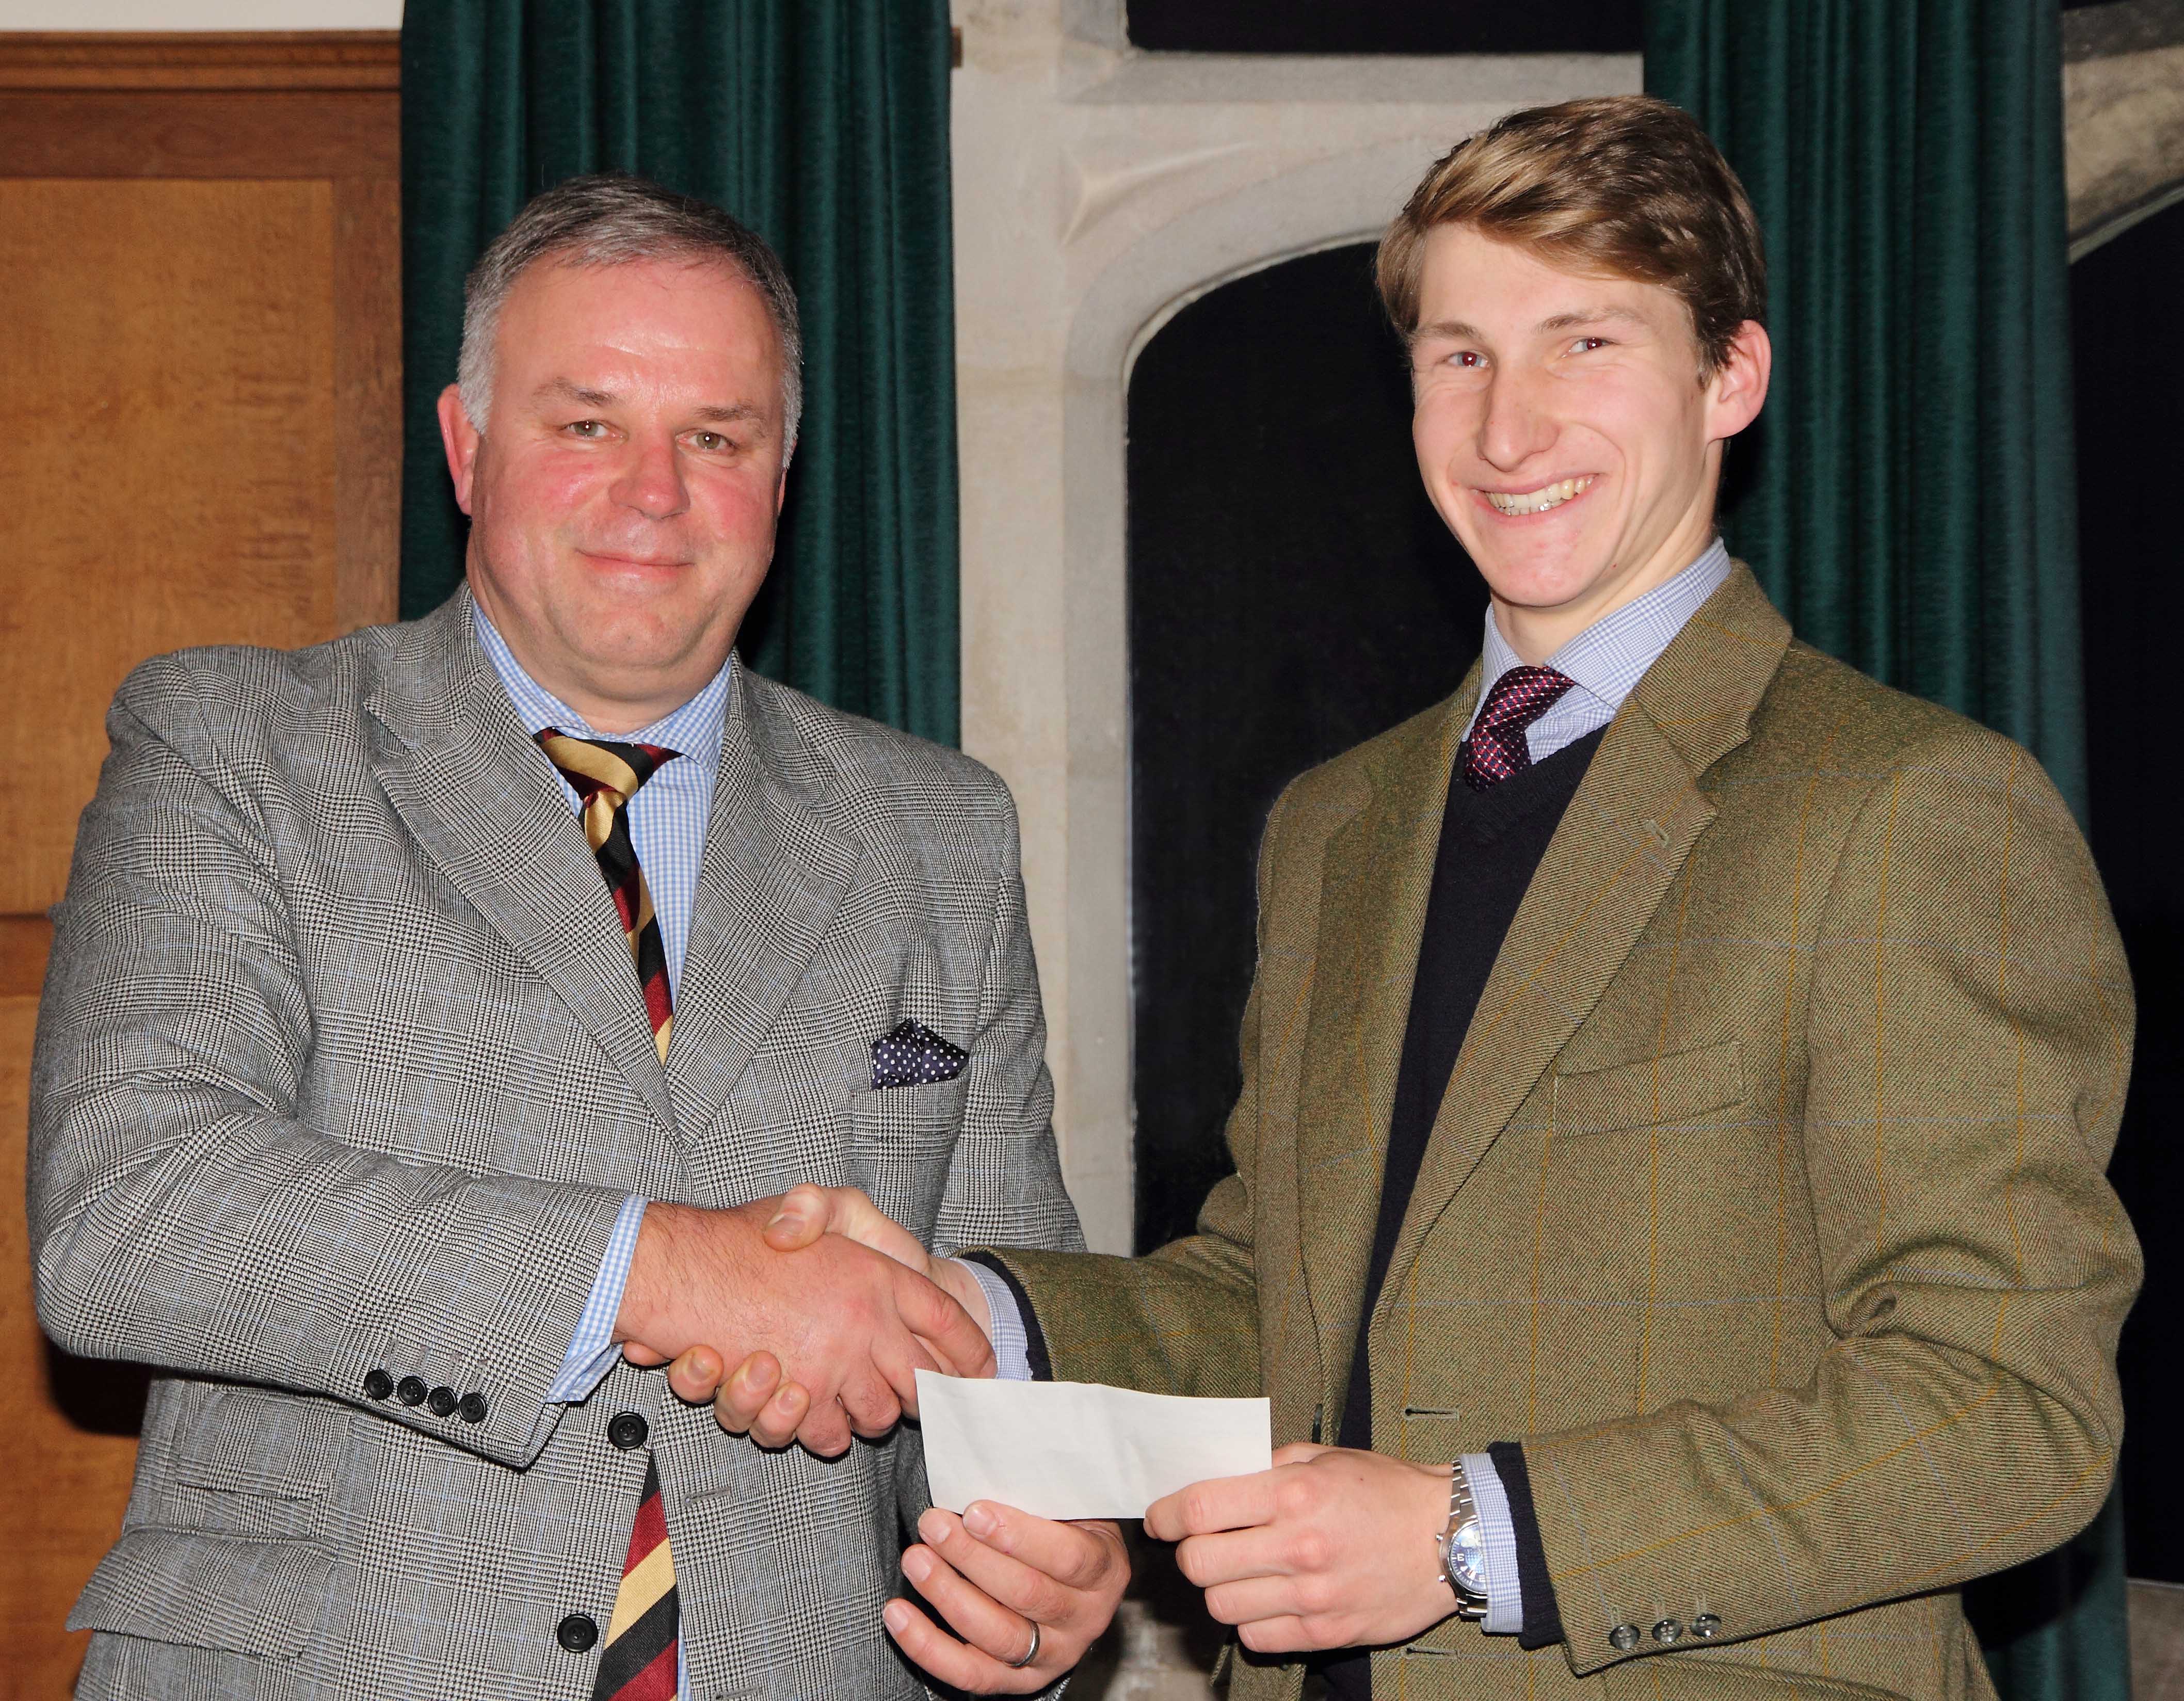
{"left": 1705, "top": 320, "right": 1772, "bottom": 444}
{"left": 437, "top": 383, "right": 482, "bottom": 516}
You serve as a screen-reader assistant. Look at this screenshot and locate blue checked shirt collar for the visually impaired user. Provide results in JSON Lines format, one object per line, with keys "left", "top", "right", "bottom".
{"left": 1462, "top": 537, "right": 1733, "bottom": 764}
{"left": 473, "top": 601, "right": 729, "bottom": 994}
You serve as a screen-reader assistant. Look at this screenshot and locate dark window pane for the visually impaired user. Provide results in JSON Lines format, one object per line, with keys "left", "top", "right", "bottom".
{"left": 1127, "top": 0, "right": 1640, "bottom": 55}
{"left": 1127, "top": 243, "right": 1487, "bottom": 1253}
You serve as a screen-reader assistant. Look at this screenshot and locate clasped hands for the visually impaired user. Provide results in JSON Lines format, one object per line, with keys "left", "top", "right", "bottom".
{"left": 609, "top": 1191, "right": 1123, "bottom": 1690}
{"left": 614, "top": 1186, "right": 1465, "bottom": 1682}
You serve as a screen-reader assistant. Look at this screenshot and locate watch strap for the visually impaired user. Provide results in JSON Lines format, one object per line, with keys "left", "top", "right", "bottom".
{"left": 1439, "top": 1461, "right": 1490, "bottom": 1621}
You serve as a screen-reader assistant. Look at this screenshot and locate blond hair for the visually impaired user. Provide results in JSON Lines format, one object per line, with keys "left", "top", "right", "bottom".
{"left": 1377, "top": 95, "right": 1766, "bottom": 378}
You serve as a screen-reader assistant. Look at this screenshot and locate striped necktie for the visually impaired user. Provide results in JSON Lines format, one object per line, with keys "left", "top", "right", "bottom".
{"left": 537, "top": 724, "right": 682, "bottom": 1695}
{"left": 535, "top": 729, "right": 680, "bottom": 1061}
{"left": 592, "top": 1455, "right": 679, "bottom": 1700}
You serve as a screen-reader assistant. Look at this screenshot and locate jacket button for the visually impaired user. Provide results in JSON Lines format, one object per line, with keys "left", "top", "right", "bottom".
{"left": 362, "top": 1368, "right": 394, "bottom": 1401}
{"left": 458, "top": 1391, "right": 488, "bottom": 1424}
{"left": 607, "top": 1411, "right": 650, "bottom": 1450}
{"left": 1608, "top": 1623, "right": 1641, "bottom": 1650}
{"left": 1652, "top": 1617, "right": 1684, "bottom": 1644}
{"left": 427, "top": 1385, "right": 458, "bottom": 1417}
{"left": 556, "top": 1612, "right": 599, "bottom": 1652}
{"left": 396, "top": 1375, "right": 427, "bottom": 1406}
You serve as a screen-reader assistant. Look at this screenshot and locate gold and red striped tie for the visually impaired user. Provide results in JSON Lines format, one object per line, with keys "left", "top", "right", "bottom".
{"left": 591, "top": 1455, "right": 679, "bottom": 1700}
{"left": 535, "top": 730, "right": 679, "bottom": 1060}
{"left": 536, "top": 729, "right": 683, "bottom": 1696}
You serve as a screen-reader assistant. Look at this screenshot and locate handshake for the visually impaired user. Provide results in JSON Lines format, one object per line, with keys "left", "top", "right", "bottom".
{"left": 612, "top": 1182, "right": 998, "bottom": 1454}
{"left": 611, "top": 1184, "right": 1126, "bottom": 1691}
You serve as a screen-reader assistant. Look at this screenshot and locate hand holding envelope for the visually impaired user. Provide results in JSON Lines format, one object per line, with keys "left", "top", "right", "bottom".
{"left": 917, "top": 1369, "right": 1273, "bottom": 1521}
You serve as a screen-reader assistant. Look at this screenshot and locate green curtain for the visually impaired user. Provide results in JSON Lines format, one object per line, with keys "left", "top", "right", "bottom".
{"left": 1645, "top": 5, "right": 2127, "bottom": 1699}
{"left": 399, "top": 0, "right": 961, "bottom": 746}
{"left": 1644, "top": 0, "right": 2084, "bottom": 820}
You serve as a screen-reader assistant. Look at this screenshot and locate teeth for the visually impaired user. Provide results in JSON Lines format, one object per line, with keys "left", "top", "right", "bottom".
{"left": 1485, "top": 476, "right": 1593, "bottom": 516}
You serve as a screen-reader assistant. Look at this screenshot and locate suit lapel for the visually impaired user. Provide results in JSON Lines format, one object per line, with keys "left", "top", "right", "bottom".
{"left": 1371, "top": 566, "right": 1792, "bottom": 1323}
{"left": 663, "top": 667, "right": 861, "bottom": 1146}
{"left": 363, "top": 592, "right": 679, "bottom": 1138}
{"left": 1292, "top": 675, "right": 1477, "bottom": 1406}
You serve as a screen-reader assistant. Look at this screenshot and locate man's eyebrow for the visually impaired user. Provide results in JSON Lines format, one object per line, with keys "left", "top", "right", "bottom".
{"left": 1536, "top": 305, "right": 1651, "bottom": 333}
{"left": 690, "top": 403, "right": 766, "bottom": 427}
{"left": 534, "top": 378, "right": 620, "bottom": 409}
{"left": 1408, "top": 318, "right": 1482, "bottom": 349}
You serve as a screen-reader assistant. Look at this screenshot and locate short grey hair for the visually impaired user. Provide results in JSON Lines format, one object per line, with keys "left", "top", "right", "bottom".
{"left": 456, "top": 172, "right": 804, "bottom": 458}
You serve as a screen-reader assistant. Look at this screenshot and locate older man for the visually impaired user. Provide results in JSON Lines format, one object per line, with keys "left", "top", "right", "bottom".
{"left": 31, "top": 174, "right": 1122, "bottom": 1700}
{"left": 756, "top": 95, "right": 2139, "bottom": 1701}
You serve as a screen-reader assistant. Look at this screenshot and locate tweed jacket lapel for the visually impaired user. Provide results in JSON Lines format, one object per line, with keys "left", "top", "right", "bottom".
{"left": 1292, "top": 670, "right": 1479, "bottom": 1407}
{"left": 362, "top": 589, "right": 679, "bottom": 1138}
{"left": 664, "top": 666, "right": 862, "bottom": 1146}
{"left": 1371, "top": 565, "right": 1793, "bottom": 1327}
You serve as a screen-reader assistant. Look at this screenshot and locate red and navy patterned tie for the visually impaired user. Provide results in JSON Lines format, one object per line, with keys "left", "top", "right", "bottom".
{"left": 535, "top": 730, "right": 680, "bottom": 1061}
{"left": 1459, "top": 666, "right": 1576, "bottom": 791}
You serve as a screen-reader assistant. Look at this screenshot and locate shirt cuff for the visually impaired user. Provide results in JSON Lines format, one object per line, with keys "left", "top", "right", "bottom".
{"left": 956, "top": 1257, "right": 1032, "bottom": 1382}
{"left": 548, "top": 1193, "right": 648, "bottom": 1403}
{"left": 1464, "top": 1451, "right": 1525, "bottom": 1634}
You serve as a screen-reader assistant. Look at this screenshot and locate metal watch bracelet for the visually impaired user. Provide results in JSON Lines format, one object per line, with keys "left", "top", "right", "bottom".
{"left": 1438, "top": 1461, "right": 1490, "bottom": 1622}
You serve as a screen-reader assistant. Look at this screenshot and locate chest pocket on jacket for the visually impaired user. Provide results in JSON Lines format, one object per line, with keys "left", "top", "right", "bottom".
{"left": 1551, "top": 1039, "right": 1746, "bottom": 1138}
{"left": 842, "top": 1074, "right": 971, "bottom": 1245}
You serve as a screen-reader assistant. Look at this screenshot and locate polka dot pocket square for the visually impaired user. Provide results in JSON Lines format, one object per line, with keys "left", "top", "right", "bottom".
{"left": 871, "top": 1018, "right": 970, "bottom": 1090}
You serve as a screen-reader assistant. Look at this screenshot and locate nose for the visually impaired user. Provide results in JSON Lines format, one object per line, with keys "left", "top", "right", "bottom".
{"left": 1476, "top": 367, "right": 1557, "bottom": 472}
{"left": 611, "top": 431, "right": 689, "bottom": 521}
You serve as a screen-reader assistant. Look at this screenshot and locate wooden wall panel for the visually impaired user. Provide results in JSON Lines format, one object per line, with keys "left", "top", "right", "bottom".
{"left": 0, "top": 33, "right": 400, "bottom": 1697}
{"left": 0, "top": 922, "right": 147, "bottom": 1701}
{"left": 0, "top": 178, "right": 340, "bottom": 915}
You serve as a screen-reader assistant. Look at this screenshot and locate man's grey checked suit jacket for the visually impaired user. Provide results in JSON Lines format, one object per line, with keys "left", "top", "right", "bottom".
{"left": 29, "top": 589, "right": 1082, "bottom": 1700}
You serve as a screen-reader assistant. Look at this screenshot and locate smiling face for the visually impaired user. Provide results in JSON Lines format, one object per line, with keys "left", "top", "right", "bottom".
{"left": 437, "top": 254, "right": 789, "bottom": 732}
{"left": 1407, "top": 224, "right": 1769, "bottom": 662}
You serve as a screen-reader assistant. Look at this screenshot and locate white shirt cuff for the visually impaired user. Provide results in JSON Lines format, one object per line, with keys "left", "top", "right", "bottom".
{"left": 956, "top": 1258, "right": 1032, "bottom": 1381}
{"left": 1463, "top": 1450, "right": 1525, "bottom": 1634}
{"left": 548, "top": 1193, "right": 648, "bottom": 1403}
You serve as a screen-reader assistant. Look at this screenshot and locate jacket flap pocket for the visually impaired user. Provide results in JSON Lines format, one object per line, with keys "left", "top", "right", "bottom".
{"left": 1551, "top": 1040, "right": 1745, "bottom": 1139}
{"left": 173, "top": 1385, "right": 345, "bottom": 1500}
{"left": 68, "top": 1528, "right": 336, "bottom": 1658}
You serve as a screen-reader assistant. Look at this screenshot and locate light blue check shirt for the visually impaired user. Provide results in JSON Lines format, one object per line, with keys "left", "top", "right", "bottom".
{"left": 976, "top": 539, "right": 1733, "bottom": 1637}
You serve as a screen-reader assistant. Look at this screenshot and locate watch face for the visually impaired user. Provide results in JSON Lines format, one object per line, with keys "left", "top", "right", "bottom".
{"left": 1450, "top": 1518, "right": 1489, "bottom": 1595}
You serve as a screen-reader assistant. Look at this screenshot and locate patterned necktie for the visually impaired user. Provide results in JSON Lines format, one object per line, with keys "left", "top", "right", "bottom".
{"left": 535, "top": 729, "right": 680, "bottom": 1062}
{"left": 1460, "top": 665, "right": 1576, "bottom": 791}
{"left": 591, "top": 1455, "right": 679, "bottom": 1701}
{"left": 537, "top": 727, "right": 682, "bottom": 1697}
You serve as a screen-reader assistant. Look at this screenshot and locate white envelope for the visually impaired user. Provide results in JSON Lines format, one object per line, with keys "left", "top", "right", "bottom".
{"left": 916, "top": 1369, "right": 1273, "bottom": 1521}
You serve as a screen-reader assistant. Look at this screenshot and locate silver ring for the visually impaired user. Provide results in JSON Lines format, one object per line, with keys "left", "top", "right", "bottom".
{"left": 1005, "top": 1622, "right": 1040, "bottom": 1670}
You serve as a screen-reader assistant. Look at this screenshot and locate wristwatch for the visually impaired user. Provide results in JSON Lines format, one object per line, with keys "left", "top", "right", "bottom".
{"left": 1437, "top": 1461, "right": 1490, "bottom": 1621}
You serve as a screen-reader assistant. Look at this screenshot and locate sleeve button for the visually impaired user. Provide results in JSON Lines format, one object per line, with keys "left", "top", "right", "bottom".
{"left": 556, "top": 1612, "right": 599, "bottom": 1652}
{"left": 426, "top": 1385, "right": 458, "bottom": 1417}
{"left": 1692, "top": 1613, "right": 1722, "bottom": 1638}
{"left": 362, "top": 1368, "right": 394, "bottom": 1401}
{"left": 1652, "top": 1618, "right": 1684, "bottom": 1644}
{"left": 458, "top": 1391, "right": 488, "bottom": 1424}
{"left": 396, "top": 1375, "right": 428, "bottom": 1406}
{"left": 1609, "top": 1624, "right": 1641, "bottom": 1650}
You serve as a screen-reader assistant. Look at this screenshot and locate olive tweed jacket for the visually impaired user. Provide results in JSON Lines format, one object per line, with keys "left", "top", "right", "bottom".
{"left": 987, "top": 566, "right": 2138, "bottom": 1701}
